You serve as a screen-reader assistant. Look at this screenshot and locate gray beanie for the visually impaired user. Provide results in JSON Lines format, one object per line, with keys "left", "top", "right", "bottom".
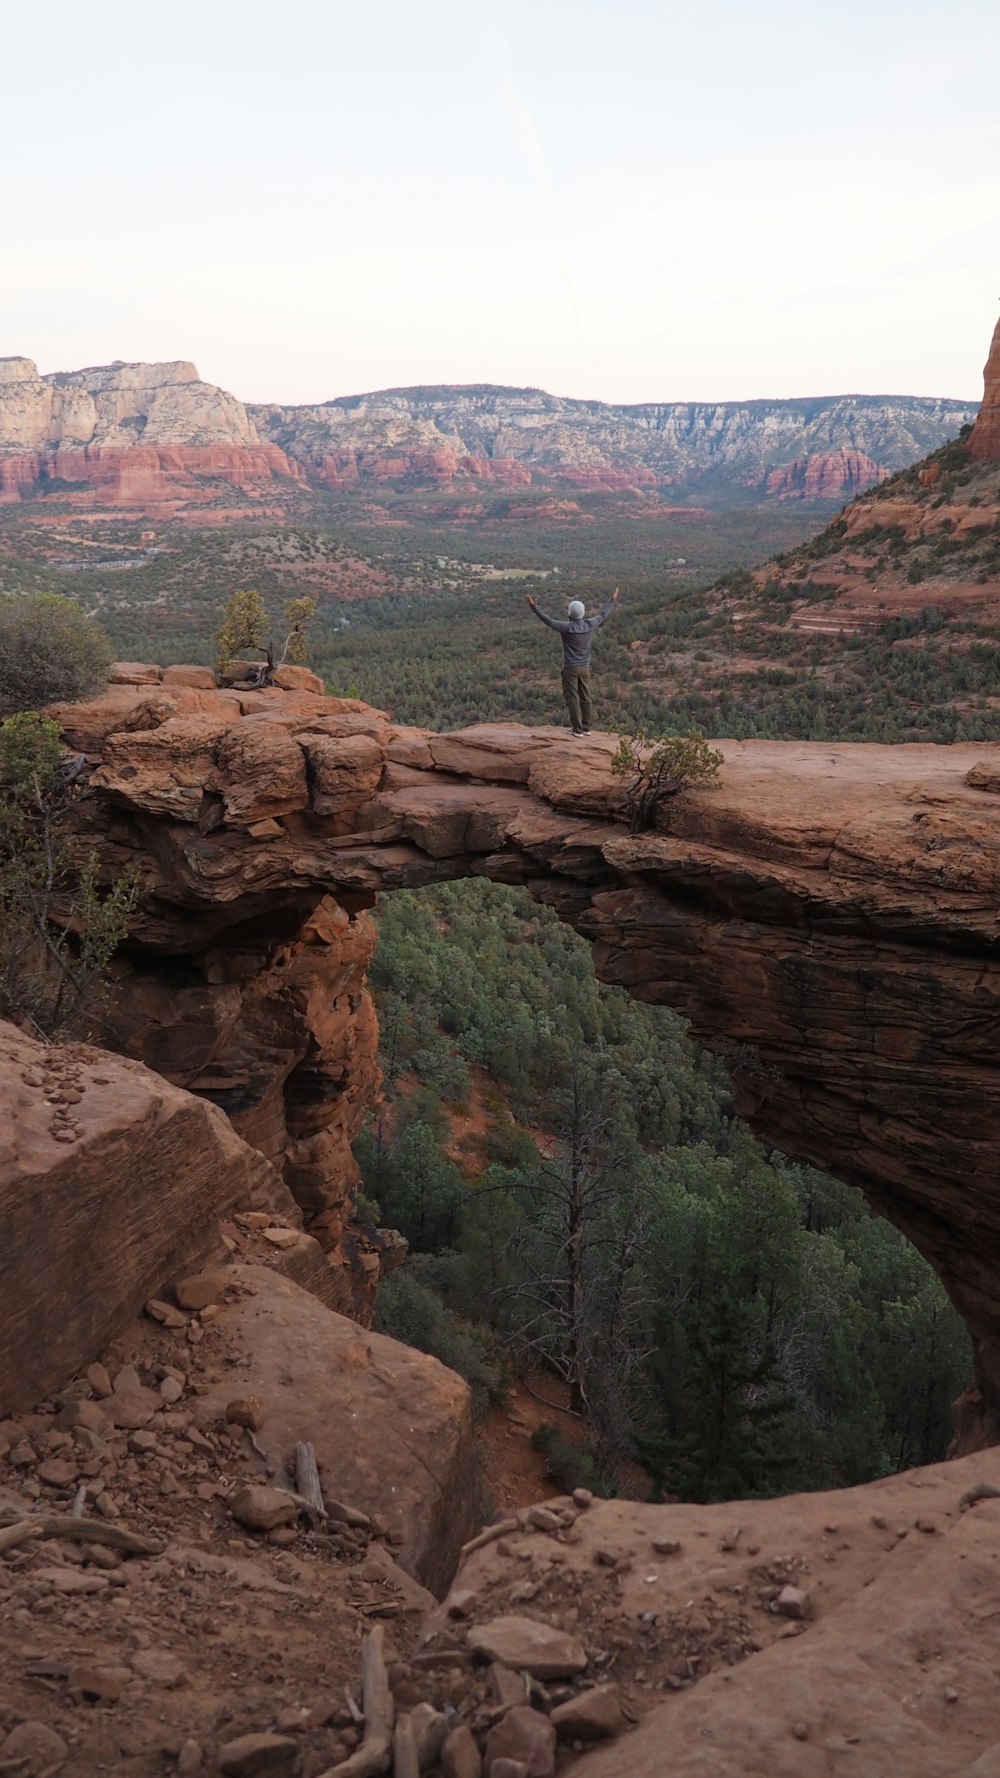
{"left": 568, "top": 600, "right": 585, "bottom": 619}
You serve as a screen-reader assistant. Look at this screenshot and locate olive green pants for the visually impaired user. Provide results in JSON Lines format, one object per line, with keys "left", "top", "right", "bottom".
{"left": 561, "top": 667, "right": 592, "bottom": 731}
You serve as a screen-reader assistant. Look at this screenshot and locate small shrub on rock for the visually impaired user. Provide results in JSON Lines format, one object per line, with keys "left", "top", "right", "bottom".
{"left": 0, "top": 593, "right": 113, "bottom": 715}
{"left": 611, "top": 728, "right": 724, "bottom": 832}
{"left": 0, "top": 711, "right": 137, "bottom": 1035}
{"left": 216, "top": 588, "right": 316, "bottom": 682}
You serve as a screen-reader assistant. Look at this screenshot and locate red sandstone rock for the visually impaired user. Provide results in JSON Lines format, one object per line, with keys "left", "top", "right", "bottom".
{"left": 550, "top": 1686, "right": 624, "bottom": 1741}
{"left": 0, "top": 1020, "right": 284, "bottom": 1415}
{"left": 211, "top": 719, "right": 309, "bottom": 825}
{"left": 483, "top": 1707, "right": 556, "bottom": 1777}
{"left": 229, "top": 1484, "right": 297, "bottom": 1532}
{"left": 272, "top": 664, "right": 326, "bottom": 694}
{"left": 109, "top": 661, "right": 163, "bottom": 684}
{"left": 197, "top": 1266, "right": 476, "bottom": 1590}
{"left": 300, "top": 730, "right": 384, "bottom": 814}
{"left": 765, "top": 449, "right": 889, "bottom": 499}
{"left": 468, "top": 1617, "right": 587, "bottom": 1677}
{"left": 969, "top": 311, "right": 1000, "bottom": 461}
{"left": 162, "top": 664, "right": 217, "bottom": 690}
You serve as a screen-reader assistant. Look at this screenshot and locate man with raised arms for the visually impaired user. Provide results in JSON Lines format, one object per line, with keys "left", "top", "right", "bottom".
{"left": 526, "top": 586, "right": 620, "bottom": 736}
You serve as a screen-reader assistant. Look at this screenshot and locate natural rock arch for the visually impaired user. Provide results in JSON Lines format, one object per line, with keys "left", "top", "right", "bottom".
{"left": 50, "top": 672, "right": 1000, "bottom": 1436}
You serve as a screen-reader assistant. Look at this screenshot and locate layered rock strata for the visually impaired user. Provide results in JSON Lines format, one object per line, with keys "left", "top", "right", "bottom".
{"left": 0, "top": 357, "right": 297, "bottom": 504}
{"left": 254, "top": 386, "right": 974, "bottom": 492}
{"left": 0, "top": 356, "right": 975, "bottom": 505}
{"left": 764, "top": 448, "right": 888, "bottom": 499}
{"left": 49, "top": 674, "right": 1000, "bottom": 1436}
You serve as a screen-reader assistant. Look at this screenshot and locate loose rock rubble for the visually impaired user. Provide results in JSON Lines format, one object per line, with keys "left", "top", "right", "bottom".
{"left": 6, "top": 1260, "right": 1000, "bottom": 1777}
{"left": 0, "top": 1274, "right": 446, "bottom": 1778}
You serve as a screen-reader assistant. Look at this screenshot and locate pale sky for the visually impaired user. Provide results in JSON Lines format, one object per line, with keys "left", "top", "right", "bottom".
{"left": 2, "top": 0, "right": 998, "bottom": 406}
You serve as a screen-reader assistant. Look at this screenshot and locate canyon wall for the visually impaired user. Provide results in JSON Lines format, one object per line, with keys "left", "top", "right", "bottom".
{"left": 0, "top": 355, "right": 976, "bottom": 507}
{"left": 255, "top": 386, "right": 974, "bottom": 494}
{"left": 48, "top": 673, "right": 1000, "bottom": 1439}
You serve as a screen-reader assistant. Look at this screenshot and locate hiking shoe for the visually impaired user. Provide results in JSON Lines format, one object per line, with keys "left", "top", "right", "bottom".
{"left": 571, "top": 727, "right": 585, "bottom": 736}
{"left": 581, "top": 727, "right": 591, "bottom": 734}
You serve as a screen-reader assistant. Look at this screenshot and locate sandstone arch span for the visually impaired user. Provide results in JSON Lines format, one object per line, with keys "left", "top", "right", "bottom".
{"left": 53, "top": 670, "right": 1000, "bottom": 1434}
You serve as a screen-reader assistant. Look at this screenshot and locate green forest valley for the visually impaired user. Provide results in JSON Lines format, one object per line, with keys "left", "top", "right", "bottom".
{"left": 358, "top": 880, "right": 970, "bottom": 1503}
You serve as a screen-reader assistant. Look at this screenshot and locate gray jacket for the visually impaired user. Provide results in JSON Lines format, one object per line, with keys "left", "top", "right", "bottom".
{"left": 530, "top": 597, "right": 616, "bottom": 669}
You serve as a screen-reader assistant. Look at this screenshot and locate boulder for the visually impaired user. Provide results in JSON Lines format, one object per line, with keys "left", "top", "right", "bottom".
{"left": 163, "top": 664, "right": 218, "bottom": 689}
{"left": 196, "top": 1266, "right": 476, "bottom": 1590}
{"left": 483, "top": 1707, "right": 555, "bottom": 1778}
{"left": 550, "top": 1685, "right": 624, "bottom": 1740}
{"left": 0, "top": 1721, "right": 70, "bottom": 1773}
{"left": 174, "top": 1270, "right": 230, "bottom": 1311}
{"left": 91, "top": 712, "right": 231, "bottom": 820}
{"left": 229, "top": 1484, "right": 297, "bottom": 1532}
{"left": 109, "top": 660, "right": 163, "bottom": 684}
{"left": 299, "top": 730, "right": 384, "bottom": 814}
{"left": 468, "top": 1616, "right": 588, "bottom": 1679}
{"left": 217, "top": 1734, "right": 299, "bottom": 1775}
{"left": 273, "top": 665, "right": 326, "bottom": 694}
{"left": 0, "top": 1019, "right": 282, "bottom": 1415}
{"left": 211, "top": 719, "right": 308, "bottom": 824}
{"left": 442, "top": 1724, "right": 483, "bottom": 1778}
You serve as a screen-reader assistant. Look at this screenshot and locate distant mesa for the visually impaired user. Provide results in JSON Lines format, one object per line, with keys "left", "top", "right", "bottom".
{"left": 0, "top": 352, "right": 982, "bottom": 514}
{"left": 764, "top": 448, "right": 890, "bottom": 501}
{"left": 0, "top": 356, "right": 298, "bottom": 509}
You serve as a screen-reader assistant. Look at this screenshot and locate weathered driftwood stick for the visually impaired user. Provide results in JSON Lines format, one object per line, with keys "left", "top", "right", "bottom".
{"left": 316, "top": 1626, "right": 394, "bottom": 1778}
{"left": 295, "top": 1442, "right": 327, "bottom": 1521}
{"left": 460, "top": 1517, "right": 519, "bottom": 1559}
{"left": 0, "top": 1520, "right": 43, "bottom": 1553}
{"left": 392, "top": 1714, "right": 419, "bottom": 1778}
{"left": 0, "top": 1512, "right": 162, "bottom": 1556}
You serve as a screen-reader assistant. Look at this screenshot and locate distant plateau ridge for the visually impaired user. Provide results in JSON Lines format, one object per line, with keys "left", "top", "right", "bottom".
{"left": 0, "top": 354, "right": 978, "bottom": 514}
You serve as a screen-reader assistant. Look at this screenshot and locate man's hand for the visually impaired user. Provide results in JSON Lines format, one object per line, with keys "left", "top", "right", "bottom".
{"left": 526, "top": 595, "right": 537, "bottom": 608}
{"left": 611, "top": 586, "right": 620, "bottom": 603}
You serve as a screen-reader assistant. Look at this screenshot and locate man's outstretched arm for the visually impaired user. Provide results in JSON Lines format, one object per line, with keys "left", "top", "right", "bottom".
{"left": 526, "top": 594, "right": 569, "bottom": 633}
{"left": 590, "top": 586, "right": 620, "bottom": 630}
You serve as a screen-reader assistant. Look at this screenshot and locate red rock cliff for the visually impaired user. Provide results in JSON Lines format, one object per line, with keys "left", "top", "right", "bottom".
{"left": 51, "top": 674, "right": 1000, "bottom": 1438}
{"left": 765, "top": 448, "right": 889, "bottom": 499}
{"left": 968, "top": 311, "right": 1000, "bottom": 460}
{"left": 0, "top": 358, "right": 299, "bottom": 506}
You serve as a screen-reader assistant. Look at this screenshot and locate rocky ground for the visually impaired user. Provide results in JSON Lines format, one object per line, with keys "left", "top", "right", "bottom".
{"left": 5, "top": 1245, "right": 1000, "bottom": 1778}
